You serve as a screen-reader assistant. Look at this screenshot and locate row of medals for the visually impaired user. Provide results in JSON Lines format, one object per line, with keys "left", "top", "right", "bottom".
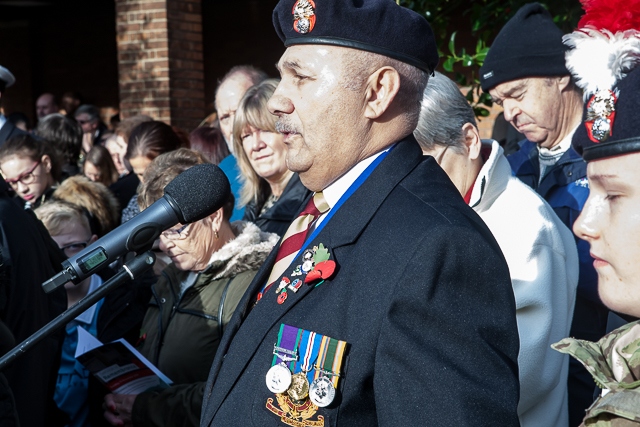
{"left": 266, "top": 358, "right": 336, "bottom": 407}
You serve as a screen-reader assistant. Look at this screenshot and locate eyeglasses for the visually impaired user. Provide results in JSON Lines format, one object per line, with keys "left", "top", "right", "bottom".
{"left": 60, "top": 241, "right": 89, "bottom": 257}
{"left": 3, "top": 161, "right": 41, "bottom": 188}
{"left": 161, "top": 224, "right": 190, "bottom": 241}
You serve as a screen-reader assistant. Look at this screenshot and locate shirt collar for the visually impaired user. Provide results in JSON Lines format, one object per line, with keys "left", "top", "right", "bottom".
{"left": 0, "top": 114, "right": 6, "bottom": 131}
{"left": 314, "top": 147, "right": 390, "bottom": 229}
{"left": 322, "top": 147, "right": 391, "bottom": 210}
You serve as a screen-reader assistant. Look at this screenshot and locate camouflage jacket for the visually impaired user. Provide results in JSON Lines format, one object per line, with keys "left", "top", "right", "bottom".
{"left": 553, "top": 321, "right": 640, "bottom": 426}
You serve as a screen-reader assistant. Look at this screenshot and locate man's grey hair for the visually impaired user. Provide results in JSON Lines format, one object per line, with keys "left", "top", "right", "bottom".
{"left": 414, "top": 71, "right": 477, "bottom": 153}
{"left": 342, "top": 50, "right": 429, "bottom": 131}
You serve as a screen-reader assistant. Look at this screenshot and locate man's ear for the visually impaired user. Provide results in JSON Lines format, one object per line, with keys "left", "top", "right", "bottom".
{"left": 462, "top": 122, "right": 482, "bottom": 161}
{"left": 364, "top": 66, "right": 401, "bottom": 120}
{"left": 558, "top": 75, "right": 571, "bottom": 92}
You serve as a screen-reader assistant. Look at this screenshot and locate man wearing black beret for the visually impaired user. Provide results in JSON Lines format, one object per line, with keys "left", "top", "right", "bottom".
{"left": 200, "top": 1, "right": 520, "bottom": 426}
{"left": 479, "top": 3, "right": 608, "bottom": 425}
{"left": 0, "top": 66, "right": 26, "bottom": 146}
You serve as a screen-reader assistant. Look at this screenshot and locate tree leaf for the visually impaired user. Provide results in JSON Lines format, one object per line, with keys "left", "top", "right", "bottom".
{"left": 448, "top": 31, "right": 457, "bottom": 56}
{"left": 443, "top": 56, "right": 456, "bottom": 72}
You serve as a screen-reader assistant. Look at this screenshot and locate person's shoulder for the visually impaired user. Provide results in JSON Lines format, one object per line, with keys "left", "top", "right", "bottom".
{"left": 500, "top": 175, "right": 576, "bottom": 250}
{"left": 506, "top": 139, "right": 534, "bottom": 163}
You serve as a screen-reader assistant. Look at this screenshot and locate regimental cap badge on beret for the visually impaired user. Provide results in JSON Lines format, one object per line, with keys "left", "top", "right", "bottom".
{"left": 292, "top": 0, "right": 316, "bottom": 34}
{"left": 585, "top": 89, "right": 617, "bottom": 143}
{"left": 565, "top": 0, "right": 640, "bottom": 160}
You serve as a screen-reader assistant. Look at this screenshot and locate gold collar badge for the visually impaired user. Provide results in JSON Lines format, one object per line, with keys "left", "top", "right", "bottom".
{"left": 292, "top": 0, "right": 316, "bottom": 34}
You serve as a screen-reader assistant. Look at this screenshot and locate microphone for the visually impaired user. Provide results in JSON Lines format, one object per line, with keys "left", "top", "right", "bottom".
{"left": 42, "top": 163, "right": 230, "bottom": 293}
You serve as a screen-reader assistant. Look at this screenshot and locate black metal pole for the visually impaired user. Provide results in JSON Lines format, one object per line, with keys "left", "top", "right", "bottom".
{"left": 0, "top": 251, "right": 156, "bottom": 371}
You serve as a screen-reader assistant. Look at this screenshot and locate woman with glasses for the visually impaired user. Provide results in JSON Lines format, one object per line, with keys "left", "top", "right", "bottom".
{"left": 102, "top": 148, "right": 278, "bottom": 427}
{"left": 233, "top": 79, "right": 311, "bottom": 236}
{"left": 0, "top": 134, "right": 61, "bottom": 209}
{"left": 34, "top": 200, "right": 102, "bottom": 427}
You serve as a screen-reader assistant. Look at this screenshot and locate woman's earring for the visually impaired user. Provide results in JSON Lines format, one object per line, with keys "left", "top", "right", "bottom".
{"left": 215, "top": 230, "right": 219, "bottom": 239}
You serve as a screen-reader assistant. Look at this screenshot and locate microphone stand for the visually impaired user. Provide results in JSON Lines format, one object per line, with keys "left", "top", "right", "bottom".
{"left": 0, "top": 251, "right": 156, "bottom": 371}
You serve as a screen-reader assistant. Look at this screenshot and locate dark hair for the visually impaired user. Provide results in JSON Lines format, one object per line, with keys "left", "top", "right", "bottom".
{"left": 138, "top": 148, "right": 235, "bottom": 220}
{"left": 115, "top": 115, "right": 153, "bottom": 142}
{"left": 125, "top": 121, "right": 186, "bottom": 161}
{"left": 36, "top": 113, "right": 82, "bottom": 166}
{"left": 189, "top": 126, "right": 230, "bottom": 164}
{"left": 172, "top": 126, "right": 191, "bottom": 149}
{"left": 74, "top": 104, "right": 100, "bottom": 121}
{"left": 0, "top": 134, "right": 62, "bottom": 182}
{"left": 84, "top": 145, "right": 119, "bottom": 187}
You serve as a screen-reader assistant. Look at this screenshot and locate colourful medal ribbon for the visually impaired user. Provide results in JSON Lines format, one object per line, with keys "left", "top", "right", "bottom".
{"left": 294, "top": 329, "right": 322, "bottom": 383}
{"left": 315, "top": 335, "right": 347, "bottom": 388}
{"left": 272, "top": 324, "right": 303, "bottom": 371}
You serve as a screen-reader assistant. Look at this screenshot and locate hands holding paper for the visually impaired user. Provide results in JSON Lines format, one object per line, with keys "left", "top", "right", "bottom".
{"left": 104, "top": 393, "right": 137, "bottom": 426}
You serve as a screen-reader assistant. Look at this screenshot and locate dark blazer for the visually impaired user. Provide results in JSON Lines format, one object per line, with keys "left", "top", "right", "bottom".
{"left": 201, "top": 137, "right": 520, "bottom": 427}
{"left": 243, "top": 173, "right": 312, "bottom": 237}
{"left": 0, "top": 120, "right": 26, "bottom": 145}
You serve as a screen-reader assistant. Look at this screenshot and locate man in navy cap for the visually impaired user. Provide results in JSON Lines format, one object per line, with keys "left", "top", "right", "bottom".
{"left": 197, "top": 1, "right": 520, "bottom": 425}
{"left": 479, "top": 4, "right": 608, "bottom": 424}
{"left": 0, "top": 66, "right": 26, "bottom": 145}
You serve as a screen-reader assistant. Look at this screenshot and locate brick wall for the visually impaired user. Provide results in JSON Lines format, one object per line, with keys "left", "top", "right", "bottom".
{"left": 115, "top": 0, "right": 205, "bottom": 132}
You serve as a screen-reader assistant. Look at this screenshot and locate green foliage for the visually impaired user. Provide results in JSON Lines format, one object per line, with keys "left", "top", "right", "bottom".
{"left": 396, "top": 0, "right": 582, "bottom": 119}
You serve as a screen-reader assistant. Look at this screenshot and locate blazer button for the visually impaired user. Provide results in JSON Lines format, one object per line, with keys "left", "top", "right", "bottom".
{"left": 160, "top": 297, "right": 166, "bottom": 304}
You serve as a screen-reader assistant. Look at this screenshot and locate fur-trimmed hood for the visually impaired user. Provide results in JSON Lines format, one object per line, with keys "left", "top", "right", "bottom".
{"left": 204, "top": 221, "right": 279, "bottom": 280}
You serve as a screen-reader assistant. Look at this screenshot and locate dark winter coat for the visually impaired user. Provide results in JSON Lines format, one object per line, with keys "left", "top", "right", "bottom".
{"left": 201, "top": 137, "right": 521, "bottom": 427}
{"left": 131, "top": 221, "right": 278, "bottom": 427}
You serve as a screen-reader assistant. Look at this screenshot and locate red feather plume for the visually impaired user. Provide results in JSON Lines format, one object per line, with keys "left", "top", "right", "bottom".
{"left": 578, "top": 0, "right": 640, "bottom": 33}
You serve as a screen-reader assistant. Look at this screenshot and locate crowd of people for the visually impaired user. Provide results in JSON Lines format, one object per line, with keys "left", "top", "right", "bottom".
{"left": 0, "top": 0, "right": 638, "bottom": 426}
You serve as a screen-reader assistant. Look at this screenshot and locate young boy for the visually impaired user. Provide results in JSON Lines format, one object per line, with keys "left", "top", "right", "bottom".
{"left": 35, "top": 200, "right": 102, "bottom": 427}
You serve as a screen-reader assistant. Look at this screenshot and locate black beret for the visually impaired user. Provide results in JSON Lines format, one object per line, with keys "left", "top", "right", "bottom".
{"left": 572, "top": 67, "right": 640, "bottom": 161}
{"left": 479, "top": 3, "right": 569, "bottom": 92}
{"left": 272, "top": 0, "right": 439, "bottom": 74}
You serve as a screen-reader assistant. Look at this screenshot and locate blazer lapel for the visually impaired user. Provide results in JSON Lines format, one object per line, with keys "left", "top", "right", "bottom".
{"left": 202, "top": 137, "right": 424, "bottom": 425}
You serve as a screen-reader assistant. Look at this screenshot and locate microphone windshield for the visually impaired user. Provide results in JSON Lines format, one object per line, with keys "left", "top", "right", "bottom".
{"left": 163, "top": 163, "right": 231, "bottom": 223}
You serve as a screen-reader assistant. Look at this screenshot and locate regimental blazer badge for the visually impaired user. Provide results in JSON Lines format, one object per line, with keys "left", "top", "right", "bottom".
{"left": 266, "top": 394, "right": 325, "bottom": 427}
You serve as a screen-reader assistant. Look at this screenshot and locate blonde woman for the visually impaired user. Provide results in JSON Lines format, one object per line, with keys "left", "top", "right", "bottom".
{"left": 232, "top": 79, "right": 311, "bottom": 236}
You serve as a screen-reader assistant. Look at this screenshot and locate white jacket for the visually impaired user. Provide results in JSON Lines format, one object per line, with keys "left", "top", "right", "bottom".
{"left": 470, "top": 140, "right": 579, "bottom": 427}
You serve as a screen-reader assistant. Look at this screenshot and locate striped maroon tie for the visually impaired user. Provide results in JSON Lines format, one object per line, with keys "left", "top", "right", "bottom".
{"left": 259, "top": 192, "right": 330, "bottom": 301}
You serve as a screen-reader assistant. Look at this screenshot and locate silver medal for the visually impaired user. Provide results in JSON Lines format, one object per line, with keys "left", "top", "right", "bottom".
{"left": 309, "top": 376, "right": 335, "bottom": 407}
{"left": 266, "top": 363, "right": 292, "bottom": 394}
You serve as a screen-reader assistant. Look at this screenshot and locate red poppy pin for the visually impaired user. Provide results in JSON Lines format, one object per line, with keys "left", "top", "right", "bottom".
{"left": 292, "top": 0, "right": 316, "bottom": 34}
{"left": 304, "top": 260, "right": 337, "bottom": 284}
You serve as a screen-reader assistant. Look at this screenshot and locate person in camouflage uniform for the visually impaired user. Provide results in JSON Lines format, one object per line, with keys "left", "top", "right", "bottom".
{"left": 551, "top": 0, "right": 640, "bottom": 425}
{"left": 554, "top": 322, "right": 640, "bottom": 426}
